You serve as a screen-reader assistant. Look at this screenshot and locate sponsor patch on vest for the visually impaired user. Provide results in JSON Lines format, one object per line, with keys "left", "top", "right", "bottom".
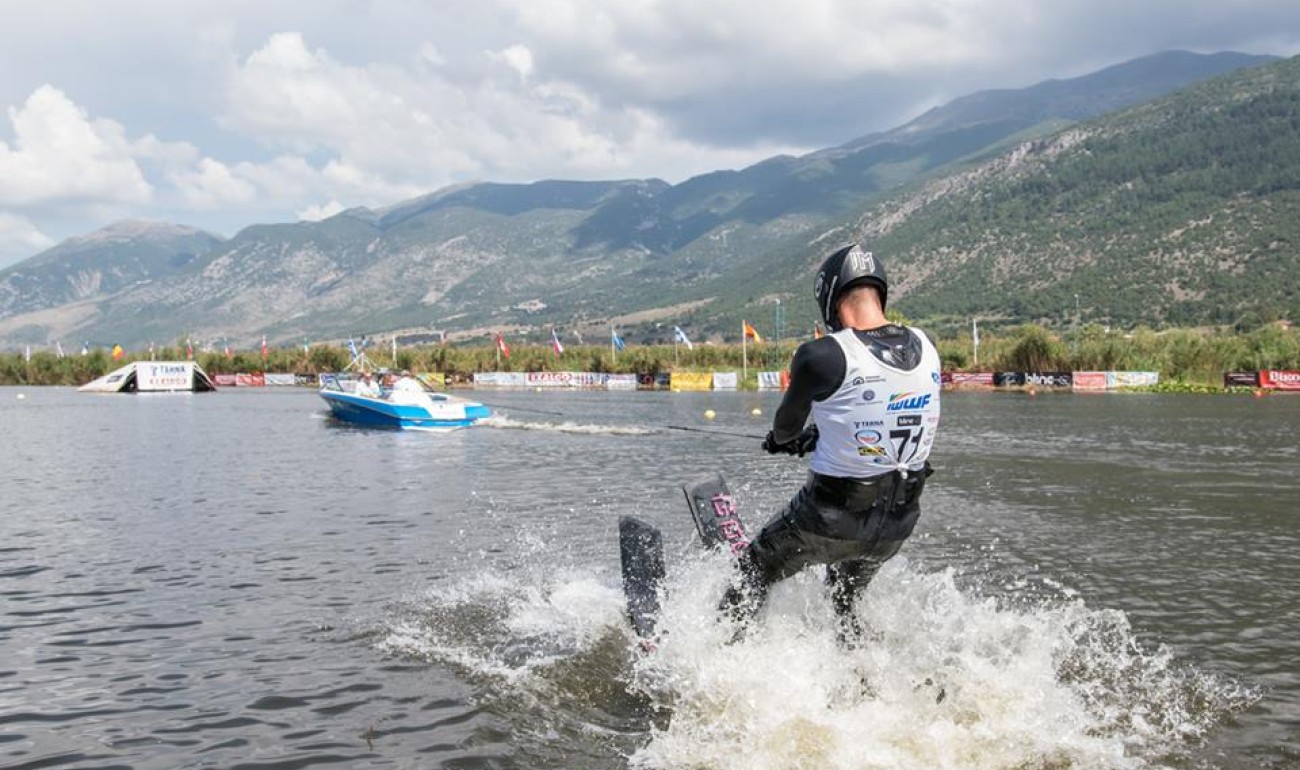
{"left": 897, "top": 414, "right": 922, "bottom": 427}
{"left": 887, "top": 391, "right": 932, "bottom": 411}
{"left": 854, "top": 429, "right": 882, "bottom": 445}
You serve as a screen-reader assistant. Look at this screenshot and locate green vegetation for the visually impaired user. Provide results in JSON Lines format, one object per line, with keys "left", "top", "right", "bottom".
{"left": 872, "top": 56, "right": 1300, "bottom": 330}
{"left": 4, "top": 323, "right": 1296, "bottom": 388}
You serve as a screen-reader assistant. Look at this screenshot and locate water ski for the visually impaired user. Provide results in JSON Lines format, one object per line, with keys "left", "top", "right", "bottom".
{"left": 619, "top": 515, "right": 665, "bottom": 642}
{"left": 681, "top": 472, "right": 750, "bottom": 555}
{"left": 619, "top": 474, "right": 751, "bottom": 645}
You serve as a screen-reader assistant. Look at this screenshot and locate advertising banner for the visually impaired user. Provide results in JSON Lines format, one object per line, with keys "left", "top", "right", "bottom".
{"left": 1109, "top": 371, "right": 1159, "bottom": 388}
{"left": 993, "top": 372, "right": 1025, "bottom": 387}
{"left": 525, "top": 371, "right": 606, "bottom": 388}
{"left": 712, "top": 371, "right": 738, "bottom": 390}
{"left": 605, "top": 374, "right": 638, "bottom": 390}
{"left": 264, "top": 373, "right": 296, "bottom": 386}
{"left": 757, "top": 371, "right": 785, "bottom": 390}
{"left": 1260, "top": 370, "right": 1300, "bottom": 390}
{"left": 1024, "top": 372, "right": 1073, "bottom": 388}
{"left": 671, "top": 372, "right": 713, "bottom": 391}
{"left": 473, "top": 372, "right": 526, "bottom": 388}
{"left": 136, "top": 362, "right": 194, "bottom": 391}
{"left": 1072, "top": 371, "right": 1108, "bottom": 391}
{"left": 416, "top": 372, "right": 446, "bottom": 388}
{"left": 234, "top": 373, "right": 266, "bottom": 387}
{"left": 949, "top": 372, "right": 994, "bottom": 386}
{"left": 1223, "top": 371, "right": 1260, "bottom": 387}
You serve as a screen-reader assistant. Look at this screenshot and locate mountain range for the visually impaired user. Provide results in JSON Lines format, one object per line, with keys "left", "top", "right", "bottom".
{"left": 0, "top": 49, "right": 1289, "bottom": 349}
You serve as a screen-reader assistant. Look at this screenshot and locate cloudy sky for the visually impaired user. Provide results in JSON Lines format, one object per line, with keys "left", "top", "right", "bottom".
{"left": 0, "top": 0, "right": 1297, "bottom": 266}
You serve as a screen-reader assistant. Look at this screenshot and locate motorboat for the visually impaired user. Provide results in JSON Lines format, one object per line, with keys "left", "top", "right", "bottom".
{"left": 318, "top": 374, "right": 491, "bottom": 430}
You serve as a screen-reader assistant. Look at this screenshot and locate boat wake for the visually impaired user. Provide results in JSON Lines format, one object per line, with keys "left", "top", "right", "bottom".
{"left": 377, "top": 542, "right": 1258, "bottom": 770}
{"left": 478, "top": 414, "right": 657, "bottom": 435}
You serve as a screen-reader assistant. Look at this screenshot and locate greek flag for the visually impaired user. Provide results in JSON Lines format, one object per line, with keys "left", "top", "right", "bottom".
{"left": 673, "top": 325, "right": 694, "bottom": 350}
{"left": 348, "top": 338, "right": 360, "bottom": 361}
{"left": 612, "top": 328, "right": 626, "bottom": 351}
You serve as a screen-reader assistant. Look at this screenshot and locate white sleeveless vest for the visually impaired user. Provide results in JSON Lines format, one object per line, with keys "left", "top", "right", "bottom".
{"left": 809, "top": 327, "right": 942, "bottom": 479}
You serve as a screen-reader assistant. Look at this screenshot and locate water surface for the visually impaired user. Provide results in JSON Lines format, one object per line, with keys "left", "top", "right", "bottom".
{"left": 1, "top": 387, "right": 1296, "bottom": 769}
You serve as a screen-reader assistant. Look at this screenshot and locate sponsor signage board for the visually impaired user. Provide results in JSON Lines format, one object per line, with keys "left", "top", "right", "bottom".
{"left": 1224, "top": 371, "right": 1260, "bottom": 387}
{"left": 1072, "top": 371, "right": 1108, "bottom": 391}
{"left": 137, "top": 362, "right": 194, "bottom": 391}
{"left": 1260, "top": 370, "right": 1300, "bottom": 390}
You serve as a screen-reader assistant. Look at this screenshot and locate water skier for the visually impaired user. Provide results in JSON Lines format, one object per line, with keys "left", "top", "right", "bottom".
{"left": 722, "top": 243, "right": 943, "bottom": 643}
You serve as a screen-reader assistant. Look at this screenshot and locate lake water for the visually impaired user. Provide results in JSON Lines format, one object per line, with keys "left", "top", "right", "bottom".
{"left": 1, "top": 386, "right": 1297, "bottom": 770}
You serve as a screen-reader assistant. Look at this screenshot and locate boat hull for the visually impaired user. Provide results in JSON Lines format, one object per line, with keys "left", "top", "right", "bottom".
{"left": 319, "top": 390, "right": 490, "bottom": 430}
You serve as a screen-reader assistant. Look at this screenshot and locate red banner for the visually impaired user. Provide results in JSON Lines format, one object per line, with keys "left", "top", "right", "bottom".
{"left": 948, "top": 372, "right": 994, "bottom": 386}
{"left": 1073, "top": 371, "right": 1108, "bottom": 391}
{"left": 235, "top": 372, "right": 267, "bottom": 387}
{"left": 1259, "top": 370, "right": 1300, "bottom": 390}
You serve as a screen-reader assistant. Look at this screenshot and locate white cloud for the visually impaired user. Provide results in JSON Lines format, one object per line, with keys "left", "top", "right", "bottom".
{"left": 0, "top": 212, "right": 54, "bottom": 264}
{"left": 297, "top": 200, "right": 345, "bottom": 221}
{"left": 0, "top": 85, "right": 153, "bottom": 206}
{"left": 170, "top": 157, "right": 257, "bottom": 209}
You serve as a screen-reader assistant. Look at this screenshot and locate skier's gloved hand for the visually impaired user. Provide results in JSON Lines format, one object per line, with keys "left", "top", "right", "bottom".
{"left": 794, "top": 424, "right": 819, "bottom": 456}
{"left": 762, "top": 430, "right": 797, "bottom": 455}
{"left": 763, "top": 425, "right": 819, "bottom": 456}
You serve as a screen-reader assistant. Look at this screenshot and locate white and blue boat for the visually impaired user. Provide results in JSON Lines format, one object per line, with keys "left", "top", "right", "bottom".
{"left": 318, "top": 374, "right": 491, "bottom": 431}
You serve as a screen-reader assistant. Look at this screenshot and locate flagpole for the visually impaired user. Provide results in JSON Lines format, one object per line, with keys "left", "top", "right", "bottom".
{"left": 741, "top": 320, "right": 748, "bottom": 383}
{"left": 610, "top": 325, "right": 616, "bottom": 365}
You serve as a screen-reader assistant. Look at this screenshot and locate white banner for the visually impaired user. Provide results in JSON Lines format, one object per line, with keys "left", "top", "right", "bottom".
{"left": 757, "top": 371, "right": 784, "bottom": 390}
{"left": 136, "top": 362, "right": 193, "bottom": 391}
{"left": 264, "top": 373, "right": 296, "bottom": 386}
{"left": 525, "top": 371, "right": 607, "bottom": 388}
{"left": 605, "top": 373, "right": 638, "bottom": 390}
{"left": 473, "top": 372, "right": 527, "bottom": 388}
{"left": 1109, "top": 371, "right": 1159, "bottom": 388}
{"left": 712, "top": 371, "right": 738, "bottom": 390}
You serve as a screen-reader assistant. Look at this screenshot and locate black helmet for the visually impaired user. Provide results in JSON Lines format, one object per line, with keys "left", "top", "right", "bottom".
{"left": 813, "top": 243, "right": 888, "bottom": 331}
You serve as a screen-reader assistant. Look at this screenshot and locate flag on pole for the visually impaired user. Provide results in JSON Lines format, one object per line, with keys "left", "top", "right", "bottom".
{"left": 348, "top": 338, "right": 360, "bottom": 361}
{"left": 24, "top": 344, "right": 31, "bottom": 362}
{"left": 743, "top": 321, "right": 763, "bottom": 343}
{"left": 111, "top": 343, "right": 124, "bottom": 360}
{"left": 551, "top": 328, "right": 565, "bottom": 356}
{"left": 149, "top": 341, "right": 156, "bottom": 360}
{"left": 224, "top": 340, "right": 232, "bottom": 358}
{"left": 261, "top": 335, "right": 268, "bottom": 363}
{"left": 673, "top": 325, "right": 694, "bottom": 350}
{"left": 81, "top": 341, "right": 89, "bottom": 356}
{"left": 611, "top": 327, "right": 626, "bottom": 351}
{"left": 55, "top": 341, "right": 65, "bottom": 359}
{"left": 972, "top": 318, "right": 980, "bottom": 367}
{"left": 185, "top": 338, "right": 193, "bottom": 360}
{"left": 495, "top": 332, "right": 510, "bottom": 359}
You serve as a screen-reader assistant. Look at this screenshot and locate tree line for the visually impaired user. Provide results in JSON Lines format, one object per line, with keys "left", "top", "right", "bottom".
{"left": 3, "top": 322, "right": 1296, "bottom": 387}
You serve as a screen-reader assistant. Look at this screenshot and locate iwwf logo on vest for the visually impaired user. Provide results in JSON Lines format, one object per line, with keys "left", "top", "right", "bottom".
{"left": 887, "top": 391, "right": 932, "bottom": 411}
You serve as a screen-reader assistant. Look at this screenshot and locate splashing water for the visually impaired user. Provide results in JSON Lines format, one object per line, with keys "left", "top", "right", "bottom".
{"left": 479, "top": 414, "right": 658, "bottom": 435}
{"left": 377, "top": 541, "right": 1256, "bottom": 770}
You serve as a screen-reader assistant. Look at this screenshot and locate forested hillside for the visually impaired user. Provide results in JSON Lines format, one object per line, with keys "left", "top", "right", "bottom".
{"left": 860, "top": 55, "right": 1300, "bottom": 331}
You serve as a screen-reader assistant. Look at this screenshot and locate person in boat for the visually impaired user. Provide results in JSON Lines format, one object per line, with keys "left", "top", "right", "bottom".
{"left": 390, "top": 370, "right": 424, "bottom": 396}
{"left": 721, "top": 243, "right": 942, "bottom": 644}
{"left": 354, "top": 370, "right": 379, "bottom": 398}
